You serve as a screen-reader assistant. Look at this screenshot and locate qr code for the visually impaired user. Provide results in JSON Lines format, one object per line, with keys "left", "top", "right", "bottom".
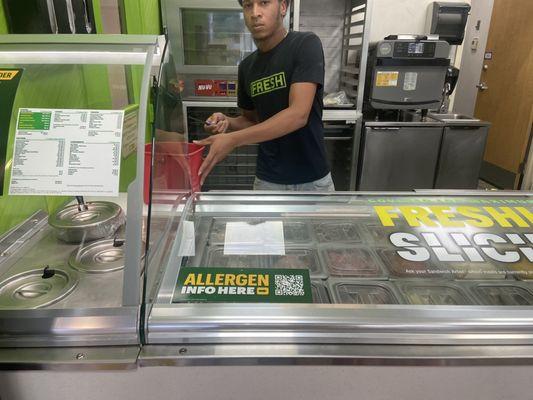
{"left": 274, "top": 275, "right": 304, "bottom": 296}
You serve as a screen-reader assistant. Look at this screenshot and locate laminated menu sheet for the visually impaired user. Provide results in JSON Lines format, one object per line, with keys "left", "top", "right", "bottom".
{"left": 224, "top": 221, "right": 286, "bottom": 255}
{"left": 9, "top": 108, "right": 124, "bottom": 196}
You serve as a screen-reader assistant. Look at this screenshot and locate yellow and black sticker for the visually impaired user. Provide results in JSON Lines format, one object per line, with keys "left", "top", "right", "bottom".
{"left": 375, "top": 71, "right": 399, "bottom": 87}
{"left": 0, "top": 70, "right": 19, "bottom": 80}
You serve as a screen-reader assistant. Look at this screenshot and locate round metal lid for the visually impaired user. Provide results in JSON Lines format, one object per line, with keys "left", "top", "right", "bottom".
{"left": 0, "top": 266, "right": 79, "bottom": 309}
{"left": 68, "top": 238, "right": 145, "bottom": 274}
{"left": 69, "top": 238, "right": 126, "bottom": 273}
{"left": 48, "top": 202, "right": 123, "bottom": 229}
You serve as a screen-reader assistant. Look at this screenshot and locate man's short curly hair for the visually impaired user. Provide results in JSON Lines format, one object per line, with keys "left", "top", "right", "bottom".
{"left": 238, "top": 0, "right": 291, "bottom": 7}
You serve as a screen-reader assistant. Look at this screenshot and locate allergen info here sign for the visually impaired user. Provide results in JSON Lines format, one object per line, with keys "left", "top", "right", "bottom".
{"left": 9, "top": 108, "right": 124, "bottom": 196}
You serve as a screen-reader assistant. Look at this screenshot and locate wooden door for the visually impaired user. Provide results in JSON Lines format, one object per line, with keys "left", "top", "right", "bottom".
{"left": 474, "top": 0, "right": 533, "bottom": 189}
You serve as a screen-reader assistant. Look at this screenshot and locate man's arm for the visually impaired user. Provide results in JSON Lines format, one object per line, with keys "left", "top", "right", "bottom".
{"left": 196, "top": 82, "right": 317, "bottom": 182}
{"left": 228, "top": 109, "right": 259, "bottom": 131}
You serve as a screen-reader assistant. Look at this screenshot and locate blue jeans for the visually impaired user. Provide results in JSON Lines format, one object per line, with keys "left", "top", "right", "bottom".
{"left": 253, "top": 173, "right": 336, "bottom": 192}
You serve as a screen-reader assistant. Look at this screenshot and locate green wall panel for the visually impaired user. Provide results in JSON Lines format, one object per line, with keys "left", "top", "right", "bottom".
{"left": 0, "top": 1, "right": 7, "bottom": 34}
{"left": 123, "top": 0, "right": 161, "bottom": 104}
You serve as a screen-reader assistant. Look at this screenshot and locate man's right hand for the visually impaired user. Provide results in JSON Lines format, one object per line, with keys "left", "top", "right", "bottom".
{"left": 204, "top": 113, "right": 230, "bottom": 134}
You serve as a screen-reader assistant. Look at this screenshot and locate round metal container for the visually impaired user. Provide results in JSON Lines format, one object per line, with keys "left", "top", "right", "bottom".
{"left": 0, "top": 267, "right": 79, "bottom": 309}
{"left": 48, "top": 202, "right": 125, "bottom": 243}
{"left": 69, "top": 239, "right": 125, "bottom": 273}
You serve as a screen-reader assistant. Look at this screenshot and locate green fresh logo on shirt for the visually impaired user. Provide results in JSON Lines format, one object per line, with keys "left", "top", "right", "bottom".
{"left": 250, "top": 72, "right": 287, "bottom": 97}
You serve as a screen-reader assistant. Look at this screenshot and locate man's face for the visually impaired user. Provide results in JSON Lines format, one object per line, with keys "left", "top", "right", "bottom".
{"left": 242, "top": 0, "right": 287, "bottom": 41}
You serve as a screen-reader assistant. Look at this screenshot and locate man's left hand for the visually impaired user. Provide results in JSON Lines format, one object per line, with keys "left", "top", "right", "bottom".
{"left": 194, "top": 134, "right": 238, "bottom": 185}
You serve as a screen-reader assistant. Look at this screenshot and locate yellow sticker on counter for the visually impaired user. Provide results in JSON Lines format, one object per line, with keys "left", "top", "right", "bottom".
{"left": 0, "top": 70, "right": 19, "bottom": 80}
{"left": 376, "top": 71, "right": 399, "bottom": 87}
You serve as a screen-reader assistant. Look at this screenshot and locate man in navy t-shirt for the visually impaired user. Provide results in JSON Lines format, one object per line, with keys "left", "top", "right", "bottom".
{"left": 195, "top": 0, "right": 334, "bottom": 192}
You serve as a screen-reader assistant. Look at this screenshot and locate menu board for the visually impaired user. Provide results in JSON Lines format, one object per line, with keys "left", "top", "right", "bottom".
{"left": 9, "top": 108, "right": 124, "bottom": 196}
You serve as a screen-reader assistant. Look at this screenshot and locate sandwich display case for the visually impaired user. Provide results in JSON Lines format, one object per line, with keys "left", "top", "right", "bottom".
{"left": 1, "top": 34, "right": 533, "bottom": 373}
{"left": 0, "top": 34, "right": 160, "bottom": 368}
{"left": 141, "top": 189, "right": 533, "bottom": 365}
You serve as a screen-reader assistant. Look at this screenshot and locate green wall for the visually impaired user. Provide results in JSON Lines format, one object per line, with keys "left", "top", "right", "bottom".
{"left": 0, "top": 2, "right": 7, "bottom": 34}
{"left": 122, "top": 0, "right": 161, "bottom": 104}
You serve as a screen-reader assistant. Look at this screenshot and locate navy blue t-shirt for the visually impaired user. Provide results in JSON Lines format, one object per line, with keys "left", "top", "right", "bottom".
{"left": 238, "top": 31, "right": 330, "bottom": 184}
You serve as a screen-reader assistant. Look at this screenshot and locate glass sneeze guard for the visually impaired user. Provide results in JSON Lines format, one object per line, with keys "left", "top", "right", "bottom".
{"left": 0, "top": 35, "right": 159, "bottom": 356}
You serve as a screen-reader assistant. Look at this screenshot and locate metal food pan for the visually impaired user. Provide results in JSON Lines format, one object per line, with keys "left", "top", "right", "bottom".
{"left": 394, "top": 280, "right": 476, "bottom": 305}
{"left": 0, "top": 265, "right": 79, "bottom": 309}
{"left": 319, "top": 245, "right": 388, "bottom": 279}
{"left": 464, "top": 281, "right": 533, "bottom": 306}
{"left": 329, "top": 278, "right": 404, "bottom": 305}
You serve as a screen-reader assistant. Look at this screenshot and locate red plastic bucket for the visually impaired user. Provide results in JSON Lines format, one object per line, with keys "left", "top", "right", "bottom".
{"left": 144, "top": 142, "right": 205, "bottom": 204}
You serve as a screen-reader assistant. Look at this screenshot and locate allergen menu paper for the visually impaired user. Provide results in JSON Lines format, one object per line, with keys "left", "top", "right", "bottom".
{"left": 224, "top": 221, "right": 285, "bottom": 255}
{"left": 9, "top": 109, "right": 124, "bottom": 196}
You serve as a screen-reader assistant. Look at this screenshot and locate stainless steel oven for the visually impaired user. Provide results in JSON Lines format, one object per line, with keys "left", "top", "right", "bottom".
{"left": 162, "top": 0, "right": 290, "bottom": 100}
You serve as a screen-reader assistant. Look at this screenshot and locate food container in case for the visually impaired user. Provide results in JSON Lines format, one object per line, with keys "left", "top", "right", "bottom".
{"left": 395, "top": 281, "right": 475, "bottom": 305}
{"left": 311, "top": 220, "right": 362, "bottom": 243}
{"left": 450, "top": 261, "right": 508, "bottom": 280}
{"left": 329, "top": 279, "right": 404, "bottom": 305}
{"left": 377, "top": 248, "right": 453, "bottom": 279}
{"left": 320, "top": 245, "right": 387, "bottom": 279}
{"left": 265, "top": 248, "right": 327, "bottom": 279}
{"left": 467, "top": 282, "right": 533, "bottom": 306}
{"left": 203, "top": 246, "right": 263, "bottom": 269}
{"left": 48, "top": 201, "right": 125, "bottom": 243}
{"left": 208, "top": 218, "right": 313, "bottom": 246}
{"left": 361, "top": 222, "right": 408, "bottom": 247}
{"left": 311, "top": 281, "right": 331, "bottom": 304}
{"left": 505, "top": 259, "right": 533, "bottom": 281}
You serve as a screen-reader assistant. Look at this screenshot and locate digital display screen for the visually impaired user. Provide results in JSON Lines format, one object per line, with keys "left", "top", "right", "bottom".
{"left": 408, "top": 43, "right": 425, "bottom": 54}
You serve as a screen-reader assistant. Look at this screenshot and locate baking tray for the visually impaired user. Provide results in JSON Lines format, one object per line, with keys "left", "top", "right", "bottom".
{"left": 329, "top": 279, "right": 404, "bottom": 305}
{"left": 319, "top": 245, "right": 387, "bottom": 279}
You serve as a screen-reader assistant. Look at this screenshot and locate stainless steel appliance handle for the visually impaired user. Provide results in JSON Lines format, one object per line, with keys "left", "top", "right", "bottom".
{"left": 65, "top": 0, "right": 76, "bottom": 33}
{"left": 324, "top": 136, "right": 352, "bottom": 141}
{"left": 46, "top": 0, "right": 58, "bottom": 33}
